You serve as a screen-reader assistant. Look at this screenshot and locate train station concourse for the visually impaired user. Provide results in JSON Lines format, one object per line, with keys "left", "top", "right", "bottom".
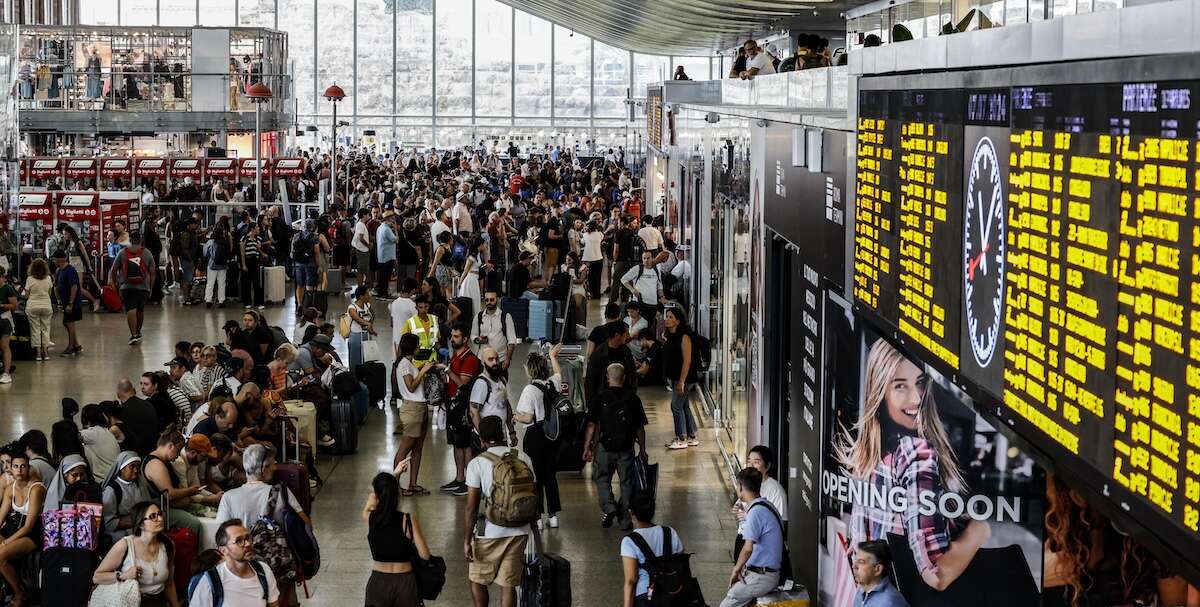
{"left": 1, "top": 0, "right": 1200, "bottom": 606}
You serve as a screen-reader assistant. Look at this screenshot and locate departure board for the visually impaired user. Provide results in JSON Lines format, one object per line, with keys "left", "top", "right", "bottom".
{"left": 853, "top": 89, "right": 964, "bottom": 369}
{"left": 854, "top": 71, "right": 1200, "bottom": 579}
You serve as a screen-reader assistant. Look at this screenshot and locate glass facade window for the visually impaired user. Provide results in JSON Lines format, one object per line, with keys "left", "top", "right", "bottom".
{"left": 396, "top": 0, "right": 433, "bottom": 116}
{"left": 673, "top": 56, "right": 711, "bottom": 81}
{"left": 357, "top": 0, "right": 394, "bottom": 119}
{"left": 514, "top": 10, "right": 550, "bottom": 117}
{"left": 475, "top": 0, "right": 512, "bottom": 117}
{"left": 633, "top": 53, "right": 669, "bottom": 98}
{"left": 79, "top": 2, "right": 119, "bottom": 25}
{"left": 121, "top": 0, "right": 158, "bottom": 26}
{"left": 279, "top": 0, "right": 316, "bottom": 117}
{"left": 316, "top": 0, "right": 353, "bottom": 114}
{"left": 553, "top": 25, "right": 590, "bottom": 117}
{"left": 199, "top": 0, "right": 238, "bottom": 26}
{"left": 435, "top": 0, "right": 472, "bottom": 116}
{"left": 239, "top": 0, "right": 278, "bottom": 27}
{"left": 593, "top": 41, "right": 628, "bottom": 118}
{"left": 159, "top": 0, "right": 196, "bottom": 26}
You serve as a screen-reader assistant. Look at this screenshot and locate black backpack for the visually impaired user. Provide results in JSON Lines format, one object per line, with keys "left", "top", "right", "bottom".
{"left": 625, "top": 527, "right": 707, "bottom": 606}
{"left": 535, "top": 380, "right": 573, "bottom": 441}
{"left": 212, "top": 237, "right": 231, "bottom": 266}
{"left": 599, "top": 389, "right": 636, "bottom": 452}
{"left": 689, "top": 331, "right": 712, "bottom": 373}
{"left": 291, "top": 232, "right": 316, "bottom": 263}
{"left": 449, "top": 375, "right": 489, "bottom": 437}
{"left": 187, "top": 561, "right": 270, "bottom": 607}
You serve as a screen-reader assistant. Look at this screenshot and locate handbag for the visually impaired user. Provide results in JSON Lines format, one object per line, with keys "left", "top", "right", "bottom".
{"left": 405, "top": 514, "right": 446, "bottom": 600}
{"left": 362, "top": 338, "right": 382, "bottom": 362}
{"left": 88, "top": 538, "right": 142, "bottom": 607}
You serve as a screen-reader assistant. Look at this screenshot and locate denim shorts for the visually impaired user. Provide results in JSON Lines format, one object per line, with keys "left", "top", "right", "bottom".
{"left": 294, "top": 262, "right": 319, "bottom": 287}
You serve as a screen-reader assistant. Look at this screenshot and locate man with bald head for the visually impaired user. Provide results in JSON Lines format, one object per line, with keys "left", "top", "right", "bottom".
{"left": 469, "top": 346, "right": 516, "bottom": 447}
{"left": 117, "top": 378, "right": 160, "bottom": 456}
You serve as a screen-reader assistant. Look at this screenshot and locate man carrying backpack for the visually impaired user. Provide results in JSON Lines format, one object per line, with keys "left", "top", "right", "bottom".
{"left": 620, "top": 251, "right": 667, "bottom": 325}
{"left": 463, "top": 415, "right": 537, "bottom": 607}
{"left": 290, "top": 220, "right": 321, "bottom": 315}
{"left": 188, "top": 518, "right": 279, "bottom": 606}
{"left": 720, "top": 468, "right": 785, "bottom": 607}
{"left": 583, "top": 362, "right": 647, "bottom": 531}
{"left": 622, "top": 495, "right": 701, "bottom": 607}
{"left": 107, "top": 231, "right": 156, "bottom": 345}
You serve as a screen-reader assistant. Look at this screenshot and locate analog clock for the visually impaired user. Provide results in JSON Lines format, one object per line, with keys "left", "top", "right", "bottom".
{"left": 963, "top": 136, "right": 1005, "bottom": 368}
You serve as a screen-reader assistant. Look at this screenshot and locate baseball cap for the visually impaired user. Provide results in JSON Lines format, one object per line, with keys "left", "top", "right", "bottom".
{"left": 164, "top": 356, "right": 189, "bottom": 368}
{"left": 187, "top": 434, "right": 219, "bottom": 459}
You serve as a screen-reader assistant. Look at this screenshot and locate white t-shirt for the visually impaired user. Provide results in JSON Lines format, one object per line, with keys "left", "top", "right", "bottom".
{"left": 395, "top": 357, "right": 426, "bottom": 402}
{"left": 625, "top": 316, "right": 649, "bottom": 357}
{"left": 621, "top": 264, "right": 663, "bottom": 304}
{"left": 737, "top": 475, "right": 788, "bottom": 534}
{"left": 581, "top": 231, "right": 604, "bottom": 262}
{"left": 389, "top": 297, "right": 417, "bottom": 347}
{"left": 216, "top": 482, "right": 304, "bottom": 530}
{"left": 637, "top": 226, "right": 664, "bottom": 251}
{"left": 465, "top": 446, "right": 535, "bottom": 538}
{"left": 470, "top": 376, "right": 509, "bottom": 422}
{"left": 671, "top": 259, "right": 692, "bottom": 284}
{"left": 352, "top": 220, "right": 371, "bottom": 253}
{"left": 620, "top": 525, "right": 684, "bottom": 597}
{"left": 186, "top": 561, "right": 280, "bottom": 607}
{"left": 430, "top": 220, "right": 451, "bottom": 247}
{"left": 452, "top": 201, "right": 474, "bottom": 233}
{"left": 746, "top": 52, "right": 776, "bottom": 75}
{"left": 515, "top": 374, "right": 564, "bottom": 423}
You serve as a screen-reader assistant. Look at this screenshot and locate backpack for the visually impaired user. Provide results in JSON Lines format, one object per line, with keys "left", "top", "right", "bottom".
{"left": 248, "top": 486, "right": 298, "bottom": 581}
{"left": 689, "top": 331, "right": 712, "bottom": 373}
{"left": 291, "top": 232, "right": 316, "bottom": 263}
{"left": 449, "top": 374, "right": 487, "bottom": 437}
{"left": 536, "top": 380, "right": 573, "bottom": 442}
{"left": 480, "top": 450, "right": 539, "bottom": 527}
{"left": 212, "top": 238, "right": 230, "bottom": 266}
{"left": 599, "top": 389, "right": 636, "bottom": 452}
{"left": 280, "top": 488, "right": 320, "bottom": 580}
{"left": 124, "top": 247, "right": 147, "bottom": 285}
{"left": 187, "top": 561, "right": 270, "bottom": 607}
{"left": 548, "top": 269, "right": 572, "bottom": 300}
{"left": 625, "top": 527, "right": 707, "bottom": 607}
{"left": 450, "top": 237, "right": 468, "bottom": 264}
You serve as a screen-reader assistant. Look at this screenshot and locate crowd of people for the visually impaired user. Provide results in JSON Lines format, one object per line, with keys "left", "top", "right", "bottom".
{"left": 727, "top": 35, "right": 843, "bottom": 80}
{"left": 0, "top": 141, "right": 834, "bottom": 607}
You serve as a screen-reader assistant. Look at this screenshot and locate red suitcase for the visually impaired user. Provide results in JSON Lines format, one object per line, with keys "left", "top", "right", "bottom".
{"left": 166, "top": 527, "right": 198, "bottom": 594}
{"left": 101, "top": 284, "right": 123, "bottom": 312}
{"left": 275, "top": 416, "right": 313, "bottom": 513}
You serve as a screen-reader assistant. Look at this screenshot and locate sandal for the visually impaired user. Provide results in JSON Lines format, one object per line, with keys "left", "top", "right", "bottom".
{"left": 410, "top": 485, "right": 430, "bottom": 495}
{"left": 400, "top": 488, "right": 418, "bottom": 497}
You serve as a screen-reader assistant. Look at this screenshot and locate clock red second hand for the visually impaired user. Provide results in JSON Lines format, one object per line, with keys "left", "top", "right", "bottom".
{"left": 968, "top": 244, "right": 989, "bottom": 282}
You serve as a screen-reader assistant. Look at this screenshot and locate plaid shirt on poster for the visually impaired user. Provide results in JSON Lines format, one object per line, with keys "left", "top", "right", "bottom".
{"left": 849, "top": 435, "right": 958, "bottom": 578}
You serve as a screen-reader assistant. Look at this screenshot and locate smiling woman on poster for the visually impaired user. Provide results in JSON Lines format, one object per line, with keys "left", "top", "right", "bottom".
{"left": 835, "top": 338, "right": 990, "bottom": 593}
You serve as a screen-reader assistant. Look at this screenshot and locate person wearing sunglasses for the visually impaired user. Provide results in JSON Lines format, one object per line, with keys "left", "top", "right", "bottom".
{"left": 93, "top": 501, "right": 181, "bottom": 606}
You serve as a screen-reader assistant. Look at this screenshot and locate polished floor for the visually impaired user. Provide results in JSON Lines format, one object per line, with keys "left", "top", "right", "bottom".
{"left": 0, "top": 290, "right": 738, "bottom": 606}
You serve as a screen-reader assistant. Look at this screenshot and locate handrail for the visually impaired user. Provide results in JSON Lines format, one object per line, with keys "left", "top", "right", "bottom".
{"left": 717, "top": 66, "right": 848, "bottom": 111}
{"left": 16, "top": 70, "right": 292, "bottom": 113}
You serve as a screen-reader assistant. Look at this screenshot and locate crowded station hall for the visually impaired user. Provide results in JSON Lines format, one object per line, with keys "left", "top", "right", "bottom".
{"left": 2, "top": 0, "right": 1200, "bottom": 606}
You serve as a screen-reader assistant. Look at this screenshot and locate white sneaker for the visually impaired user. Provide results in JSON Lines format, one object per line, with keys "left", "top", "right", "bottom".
{"left": 666, "top": 440, "right": 689, "bottom": 450}
{"left": 687, "top": 437, "right": 700, "bottom": 447}
{"left": 536, "top": 518, "right": 545, "bottom": 530}
{"left": 0, "top": 373, "right": 11, "bottom": 384}
{"left": 548, "top": 515, "right": 559, "bottom": 529}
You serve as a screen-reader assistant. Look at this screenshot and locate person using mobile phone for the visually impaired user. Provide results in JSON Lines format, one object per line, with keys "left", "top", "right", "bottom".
{"left": 392, "top": 333, "right": 435, "bottom": 496}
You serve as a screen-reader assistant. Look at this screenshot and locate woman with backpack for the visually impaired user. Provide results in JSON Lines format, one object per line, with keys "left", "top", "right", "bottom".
{"left": 513, "top": 346, "right": 567, "bottom": 530}
{"left": 203, "top": 226, "right": 232, "bottom": 308}
{"left": 361, "top": 468, "right": 432, "bottom": 607}
{"left": 662, "top": 307, "right": 701, "bottom": 451}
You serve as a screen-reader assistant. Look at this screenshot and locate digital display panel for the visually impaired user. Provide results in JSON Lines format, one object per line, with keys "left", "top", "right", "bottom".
{"left": 854, "top": 74, "right": 1200, "bottom": 581}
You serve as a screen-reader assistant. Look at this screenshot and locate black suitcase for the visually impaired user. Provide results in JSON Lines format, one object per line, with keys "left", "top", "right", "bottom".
{"left": 303, "top": 289, "right": 328, "bottom": 316}
{"left": 356, "top": 361, "right": 387, "bottom": 404}
{"left": 40, "top": 547, "right": 92, "bottom": 606}
{"left": 556, "top": 417, "right": 588, "bottom": 473}
{"left": 486, "top": 268, "right": 505, "bottom": 294}
{"left": 501, "top": 297, "right": 530, "bottom": 340}
{"left": 454, "top": 296, "right": 473, "bottom": 325}
{"left": 329, "top": 398, "right": 359, "bottom": 454}
{"left": 10, "top": 312, "right": 33, "bottom": 361}
{"left": 521, "top": 548, "right": 571, "bottom": 606}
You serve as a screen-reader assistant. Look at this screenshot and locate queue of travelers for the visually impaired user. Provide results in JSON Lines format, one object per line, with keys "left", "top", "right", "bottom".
{"left": 0, "top": 142, "right": 821, "bottom": 607}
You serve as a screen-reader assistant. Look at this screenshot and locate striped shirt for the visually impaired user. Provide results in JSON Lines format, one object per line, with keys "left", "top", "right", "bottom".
{"left": 242, "top": 236, "right": 261, "bottom": 260}
{"left": 166, "top": 386, "right": 193, "bottom": 429}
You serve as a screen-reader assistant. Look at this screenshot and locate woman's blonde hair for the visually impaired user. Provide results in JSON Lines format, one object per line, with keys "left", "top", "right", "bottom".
{"left": 275, "top": 343, "right": 298, "bottom": 363}
{"left": 835, "top": 338, "right": 965, "bottom": 492}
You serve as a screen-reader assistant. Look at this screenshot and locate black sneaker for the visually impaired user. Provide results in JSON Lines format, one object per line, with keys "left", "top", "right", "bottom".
{"left": 601, "top": 512, "right": 616, "bottom": 528}
{"left": 450, "top": 484, "right": 468, "bottom": 497}
{"left": 440, "top": 480, "right": 461, "bottom": 491}
{"left": 128, "top": 335, "right": 140, "bottom": 345}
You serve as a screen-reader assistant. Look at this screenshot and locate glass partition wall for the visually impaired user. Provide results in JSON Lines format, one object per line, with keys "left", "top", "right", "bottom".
{"left": 76, "top": 0, "right": 715, "bottom": 149}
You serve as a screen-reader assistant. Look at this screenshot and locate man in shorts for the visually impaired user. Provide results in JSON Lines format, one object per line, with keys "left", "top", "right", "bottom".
{"left": 52, "top": 251, "right": 83, "bottom": 356}
{"left": 291, "top": 220, "right": 321, "bottom": 313}
{"left": 463, "top": 416, "right": 533, "bottom": 607}
{"left": 107, "top": 231, "right": 156, "bottom": 345}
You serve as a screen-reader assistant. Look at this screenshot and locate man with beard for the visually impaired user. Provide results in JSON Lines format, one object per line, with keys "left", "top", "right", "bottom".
{"left": 471, "top": 291, "right": 518, "bottom": 369}
{"left": 469, "top": 347, "right": 517, "bottom": 447}
{"left": 443, "top": 323, "right": 482, "bottom": 495}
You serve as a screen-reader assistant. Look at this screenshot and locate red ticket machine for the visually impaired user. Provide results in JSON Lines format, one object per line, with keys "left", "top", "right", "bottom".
{"left": 16, "top": 192, "right": 54, "bottom": 254}
{"left": 55, "top": 192, "right": 102, "bottom": 274}
{"left": 63, "top": 158, "right": 99, "bottom": 190}
{"left": 27, "top": 158, "right": 62, "bottom": 187}
{"left": 169, "top": 158, "right": 203, "bottom": 190}
{"left": 99, "top": 191, "right": 143, "bottom": 275}
{"left": 100, "top": 158, "right": 135, "bottom": 191}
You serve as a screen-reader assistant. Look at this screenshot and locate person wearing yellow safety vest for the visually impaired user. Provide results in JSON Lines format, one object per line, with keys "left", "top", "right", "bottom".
{"left": 402, "top": 296, "right": 441, "bottom": 366}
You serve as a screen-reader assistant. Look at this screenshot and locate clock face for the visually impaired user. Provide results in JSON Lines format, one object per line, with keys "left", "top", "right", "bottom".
{"left": 963, "top": 136, "right": 1005, "bottom": 368}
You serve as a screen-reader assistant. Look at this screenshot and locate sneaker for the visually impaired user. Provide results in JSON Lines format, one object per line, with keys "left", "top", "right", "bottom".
{"left": 128, "top": 336, "right": 140, "bottom": 345}
{"left": 256, "top": 305, "right": 266, "bottom": 310}
{"left": 548, "top": 515, "right": 560, "bottom": 529}
{"left": 666, "top": 440, "right": 689, "bottom": 450}
{"left": 536, "top": 518, "right": 544, "bottom": 530}
{"left": 317, "top": 435, "right": 336, "bottom": 448}
{"left": 0, "top": 373, "right": 11, "bottom": 384}
{"left": 309, "top": 479, "right": 319, "bottom": 489}
{"left": 440, "top": 480, "right": 462, "bottom": 491}
{"left": 450, "top": 484, "right": 469, "bottom": 497}
{"left": 91, "top": 300, "right": 100, "bottom": 312}
{"left": 245, "top": 304, "right": 253, "bottom": 309}
{"left": 601, "top": 512, "right": 616, "bottom": 528}
{"left": 687, "top": 437, "right": 700, "bottom": 447}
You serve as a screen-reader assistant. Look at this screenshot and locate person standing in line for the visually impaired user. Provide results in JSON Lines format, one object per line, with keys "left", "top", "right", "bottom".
{"left": 469, "top": 347, "right": 517, "bottom": 447}
{"left": 52, "top": 251, "right": 84, "bottom": 357}
{"left": 851, "top": 540, "right": 911, "bottom": 607}
{"left": 442, "top": 323, "right": 481, "bottom": 496}
{"left": 107, "top": 231, "right": 156, "bottom": 345}
{"left": 662, "top": 307, "right": 701, "bottom": 450}
{"left": 581, "top": 220, "right": 605, "bottom": 299}
{"left": 720, "top": 468, "right": 785, "bottom": 607}
{"left": 513, "top": 346, "right": 566, "bottom": 530}
{"left": 608, "top": 216, "right": 639, "bottom": 306}
{"left": 290, "top": 220, "right": 321, "bottom": 315}
{"left": 21, "top": 258, "right": 53, "bottom": 361}
{"left": 361, "top": 469, "right": 431, "bottom": 607}
{"left": 583, "top": 363, "right": 647, "bottom": 531}
{"left": 391, "top": 333, "right": 440, "bottom": 496}
{"left": 352, "top": 208, "right": 373, "bottom": 287}
{"left": 347, "top": 284, "right": 378, "bottom": 373}
{"left": 463, "top": 416, "right": 534, "bottom": 607}
{"left": 471, "top": 291, "right": 518, "bottom": 370}
{"left": 621, "top": 251, "right": 667, "bottom": 326}
{"left": 204, "top": 226, "right": 232, "bottom": 308}
{"left": 375, "top": 212, "right": 399, "bottom": 298}
{"left": 239, "top": 222, "right": 266, "bottom": 310}
{"left": 0, "top": 271, "right": 15, "bottom": 383}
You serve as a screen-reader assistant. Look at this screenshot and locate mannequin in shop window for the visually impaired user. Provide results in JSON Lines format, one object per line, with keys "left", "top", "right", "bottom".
{"left": 85, "top": 46, "right": 102, "bottom": 100}
{"left": 228, "top": 58, "right": 241, "bottom": 111}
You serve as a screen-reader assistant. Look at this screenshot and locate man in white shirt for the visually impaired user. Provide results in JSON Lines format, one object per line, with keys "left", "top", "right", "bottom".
{"left": 741, "top": 39, "right": 777, "bottom": 79}
{"left": 389, "top": 278, "right": 419, "bottom": 358}
{"left": 430, "top": 209, "right": 452, "bottom": 246}
{"left": 621, "top": 251, "right": 667, "bottom": 324}
{"left": 453, "top": 192, "right": 475, "bottom": 236}
{"left": 469, "top": 347, "right": 516, "bottom": 446}
{"left": 636, "top": 220, "right": 667, "bottom": 264}
{"left": 463, "top": 416, "right": 534, "bottom": 607}
{"left": 351, "top": 208, "right": 373, "bottom": 286}
{"left": 188, "top": 519, "right": 280, "bottom": 607}
{"left": 670, "top": 246, "right": 692, "bottom": 285}
{"left": 471, "top": 292, "right": 518, "bottom": 368}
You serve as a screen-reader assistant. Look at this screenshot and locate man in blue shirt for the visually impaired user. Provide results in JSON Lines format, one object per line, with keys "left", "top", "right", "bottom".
{"left": 720, "top": 467, "right": 784, "bottom": 607}
{"left": 375, "top": 212, "right": 398, "bottom": 297}
{"left": 52, "top": 251, "right": 83, "bottom": 356}
{"left": 852, "top": 540, "right": 910, "bottom": 607}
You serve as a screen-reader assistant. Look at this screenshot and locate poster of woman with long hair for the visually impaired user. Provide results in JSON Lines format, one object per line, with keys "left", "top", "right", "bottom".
{"left": 819, "top": 327, "right": 1043, "bottom": 607}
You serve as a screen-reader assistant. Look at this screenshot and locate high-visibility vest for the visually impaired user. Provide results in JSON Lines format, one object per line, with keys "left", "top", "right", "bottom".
{"left": 405, "top": 315, "right": 439, "bottom": 361}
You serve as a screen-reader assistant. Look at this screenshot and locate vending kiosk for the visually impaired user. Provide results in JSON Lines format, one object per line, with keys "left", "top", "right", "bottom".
{"left": 16, "top": 192, "right": 54, "bottom": 255}
{"left": 64, "top": 158, "right": 99, "bottom": 190}
{"left": 55, "top": 191, "right": 102, "bottom": 275}
{"left": 99, "top": 191, "right": 143, "bottom": 276}
{"left": 26, "top": 158, "right": 62, "bottom": 187}
{"left": 134, "top": 157, "right": 167, "bottom": 188}
{"left": 169, "top": 158, "right": 203, "bottom": 189}
{"left": 100, "top": 158, "right": 135, "bottom": 191}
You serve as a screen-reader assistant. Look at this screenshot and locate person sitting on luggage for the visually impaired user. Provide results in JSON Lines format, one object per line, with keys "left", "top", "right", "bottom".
{"left": 292, "top": 307, "right": 322, "bottom": 345}
{"left": 143, "top": 430, "right": 205, "bottom": 538}
{"left": 463, "top": 416, "right": 535, "bottom": 607}
{"left": 92, "top": 501, "right": 181, "bottom": 607}
{"left": 361, "top": 465, "right": 432, "bottom": 607}
{"left": 852, "top": 540, "right": 911, "bottom": 607}
{"left": 513, "top": 345, "right": 567, "bottom": 531}
{"left": 621, "top": 494, "right": 685, "bottom": 607}
{"left": 173, "top": 434, "right": 226, "bottom": 505}
{"left": 582, "top": 363, "right": 647, "bottom": 531}
{"left": 102, "top": 451, "right": 153, "bottom": 542}
{"left": 191, "top": 398, "right": 239, "bottom": 440}
{"left": 187, "top": 518, "right": 280, "bottom": 607}
{"left": 720, "top": 467, "right": 785, "bottom": 607}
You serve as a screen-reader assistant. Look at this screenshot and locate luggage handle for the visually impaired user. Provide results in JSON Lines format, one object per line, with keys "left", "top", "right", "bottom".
{"left": 278, "top": 414, "right": 302, "bottom": 463}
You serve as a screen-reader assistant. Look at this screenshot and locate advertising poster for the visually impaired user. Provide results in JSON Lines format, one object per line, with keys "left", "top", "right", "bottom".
{"left": 819, "top": 324, "right": 1044, "bottom": 607}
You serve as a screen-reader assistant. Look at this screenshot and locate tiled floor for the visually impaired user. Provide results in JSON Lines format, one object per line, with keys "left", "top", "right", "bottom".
{"left": 0, "top": 292, "right": 738, "bottom": 606}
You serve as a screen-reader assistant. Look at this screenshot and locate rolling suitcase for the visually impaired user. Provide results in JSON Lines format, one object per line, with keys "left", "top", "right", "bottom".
{"left": 276, "top": 416, "right": 313, "bottom": 512}
{"left": 329, "top": 397, "right": 360, "bottom": 454}
{"left": 166, "top": 527, "right": 198, "bottom": 595}
{"left": 501, "top": 297, "right": 530, "bottom": 340}
{"left": 528, "top": 300, "right": 556, "bottom": 342}
{"left": 303, "top": 289, "right": 328, "bottom": 316}
{"left": 352, "top": 383, "right": 371, "bottom": 425}
{"left": 521, "top": 530, "right": 572, "bottom": 607}
{"left": 39, "top": 547, "right": 91, "bottom": 606}
{"left": 283, "top": 400, "right": 318, "bottom": 452}
{"left": 324, "top": 268, "right": 345, "bottom": 294}
{"left": 357, "top": 361, "right": 387, "bottom": 405}
{"left": 263, "top": 265, "right": 287, "bottom": 303}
